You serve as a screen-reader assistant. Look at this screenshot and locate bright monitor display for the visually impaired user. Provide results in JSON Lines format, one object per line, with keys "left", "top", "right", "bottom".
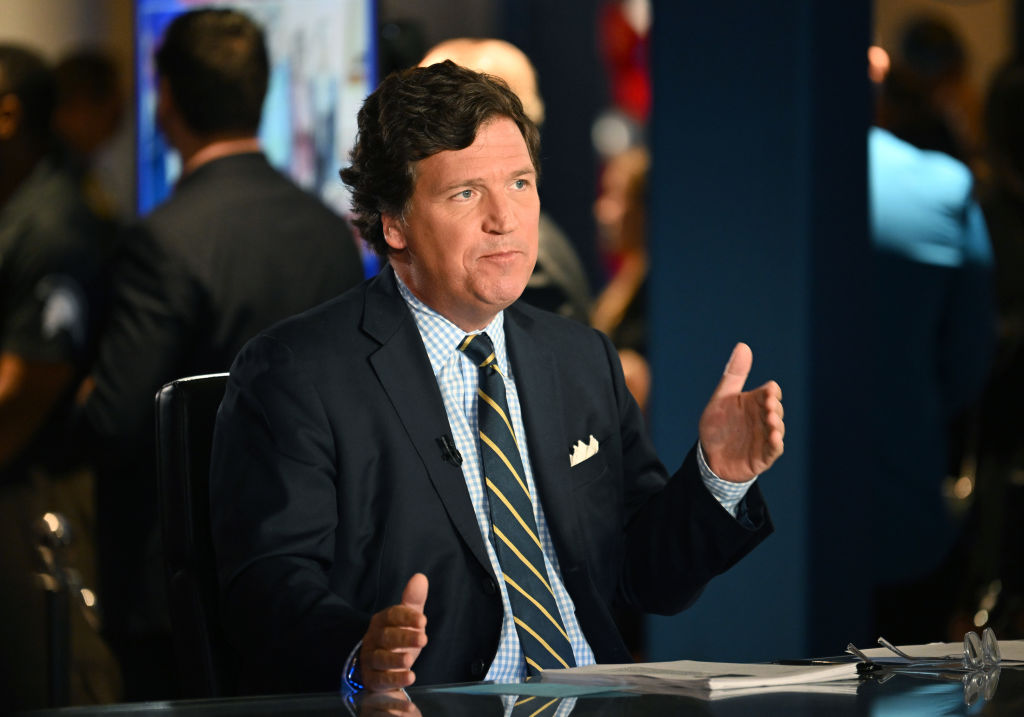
{"left": 135, "top": 0, "right": 376, "bottom": 221}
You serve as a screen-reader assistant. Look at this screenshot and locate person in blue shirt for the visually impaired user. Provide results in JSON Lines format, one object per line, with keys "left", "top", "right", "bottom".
{"left": 869, "top": 123, "right": 996, "bottom": 642}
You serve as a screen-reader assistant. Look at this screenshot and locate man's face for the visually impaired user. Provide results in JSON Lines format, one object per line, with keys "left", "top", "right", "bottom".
{"left": 384, "top": 117, "right": 540, "bottom": 331}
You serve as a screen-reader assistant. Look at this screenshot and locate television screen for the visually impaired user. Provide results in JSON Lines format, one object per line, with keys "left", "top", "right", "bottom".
{"left": 135, "top": 0, "right": 377, "bottom": 234}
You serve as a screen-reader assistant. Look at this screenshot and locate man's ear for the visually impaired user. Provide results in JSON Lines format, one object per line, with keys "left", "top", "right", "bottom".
{"left": 155, "top": 76, "right": 180, "bottom": 136}
{"left": 382, "top": 214, "right": 407, "bottom": 251}
{"left": 0, "top": 94, "right": 23, "bottom": 141}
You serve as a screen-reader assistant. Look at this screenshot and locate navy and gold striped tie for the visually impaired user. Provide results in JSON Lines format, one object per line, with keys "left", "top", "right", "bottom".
{"left": 459, "top": 332, "right": 576, "bottom": 676}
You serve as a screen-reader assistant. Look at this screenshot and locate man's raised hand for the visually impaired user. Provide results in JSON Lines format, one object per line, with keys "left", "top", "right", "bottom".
{"left": 360, "top": 573, "right": 429, "bottom": 691}
{"left": 698, "top": 343, "right": 784, "bottom": 482}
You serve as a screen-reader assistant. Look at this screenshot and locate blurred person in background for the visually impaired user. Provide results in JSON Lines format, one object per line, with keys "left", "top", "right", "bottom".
{"left": 879, "top": 15, "right": 981, "bottom": 170}
{"left": 420, "top": 38, "right": 593, "bottom": 324}
{"left": 0, "top": 43, "right": 119, "bottom": 710}
{"left": 52, "top": 48, "right": 126, "bottom": 223}
{"left": 869, "top": 91, "right": 996, "bottom": 642}
{"left": 591, "top": 145, "right": 650, "bottom": 413}
{"left": 81, "top": 8, "right": 364, "bottom": 699}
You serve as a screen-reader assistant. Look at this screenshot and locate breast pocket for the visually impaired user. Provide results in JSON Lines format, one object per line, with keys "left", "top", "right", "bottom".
{"left": 570, "top": 432, "right": 619, "bottom": 512}
{"left": 569, "top": 445, "right": 623, "bottom": 574}
{"left": 569, "top": 451, "right": 609, "bottom": 489}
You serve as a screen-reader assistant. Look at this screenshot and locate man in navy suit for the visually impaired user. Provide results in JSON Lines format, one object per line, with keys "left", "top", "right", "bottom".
{"left": 210, "top": 60, "right": 785, "bottom": 695}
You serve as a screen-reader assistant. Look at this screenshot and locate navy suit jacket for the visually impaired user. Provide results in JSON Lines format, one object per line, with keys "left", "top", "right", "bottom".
{"left": 209, "top": 266, "right": 772, "bottom": 693}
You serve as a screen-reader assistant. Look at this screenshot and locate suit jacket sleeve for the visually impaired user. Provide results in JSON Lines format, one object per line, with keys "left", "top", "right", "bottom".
{"left": 505, "top": 308, "right": 772, "bottom": 660}
{"left": 569, "top": 327, "right": 772, "bottom": 620}
{"left": 209, "top": 333, "right": 363, "bottom": 693}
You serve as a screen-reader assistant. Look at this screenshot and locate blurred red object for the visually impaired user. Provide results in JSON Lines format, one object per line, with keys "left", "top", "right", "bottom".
{"left": 599, "top": 0, "right": 651, "bottom": 123}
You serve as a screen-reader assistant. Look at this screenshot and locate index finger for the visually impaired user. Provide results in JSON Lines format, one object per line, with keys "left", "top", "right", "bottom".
{"left": 761, "top": 380, "right": 782, "bottom": 402}
{"left": 377, "top": 603, "right": 427, "bottom": 630}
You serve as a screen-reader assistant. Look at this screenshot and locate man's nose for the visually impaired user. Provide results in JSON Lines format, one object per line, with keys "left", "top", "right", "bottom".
{"left": 482, "top": 192, "right": 517, "bottom": 234}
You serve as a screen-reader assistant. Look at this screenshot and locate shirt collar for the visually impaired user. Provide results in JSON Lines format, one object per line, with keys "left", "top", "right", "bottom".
{"left": 393, "top": 272, "right": 509, "bottom": 378}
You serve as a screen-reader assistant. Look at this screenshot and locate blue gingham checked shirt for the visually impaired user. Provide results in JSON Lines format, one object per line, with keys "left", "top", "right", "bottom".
{"left": 394, "top": 275, "right": 755, "bottom": 682}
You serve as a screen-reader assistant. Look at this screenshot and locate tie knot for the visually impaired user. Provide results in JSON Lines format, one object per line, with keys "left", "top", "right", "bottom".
{"left": 459, "top": 332, "right": 496, "bottom": 369}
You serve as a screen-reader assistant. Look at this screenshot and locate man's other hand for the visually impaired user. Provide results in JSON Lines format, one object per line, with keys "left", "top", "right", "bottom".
{"left": 360, "top": 573, "right": 429, "bottom": 691}
{"left": 698, "top": 343, "right": 784, "bottom": 482}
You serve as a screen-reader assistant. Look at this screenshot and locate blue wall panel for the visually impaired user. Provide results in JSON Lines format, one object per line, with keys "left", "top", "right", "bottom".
{"left": 646, "top": 2, "right": 872, "bottom": 662}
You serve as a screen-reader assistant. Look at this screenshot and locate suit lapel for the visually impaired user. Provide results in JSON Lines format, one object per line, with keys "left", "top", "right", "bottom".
{"left": 504, "top": 307, "right": 587, "bottom": 575}
{"left": 362, "top": 269, "right": 494, "bottom": 575}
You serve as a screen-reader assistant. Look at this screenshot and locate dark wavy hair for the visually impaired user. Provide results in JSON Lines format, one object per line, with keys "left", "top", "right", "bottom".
{"left": 155, "top": 9, "right": 268, "bottom": 135}
{"left": 340, "top": 60, "right": 541, "bottom": 257}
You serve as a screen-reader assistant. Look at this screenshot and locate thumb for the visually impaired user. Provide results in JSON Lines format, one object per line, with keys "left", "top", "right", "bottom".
{"left": 402, "top": 573, "right": 429, "bottom": 613}
{"left": 711, "top": 342, "right": 752, "bottom": 398}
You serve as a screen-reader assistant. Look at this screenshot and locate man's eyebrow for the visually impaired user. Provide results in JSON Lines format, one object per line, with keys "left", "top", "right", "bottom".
{"left": 437, "top": 178, "right": 484, "bottom": 192}
{"left": 509, "top": 166, "right": 538, "bottom": 179}
{"left": 437, "top": 167, "right": 537, "bottom": 193}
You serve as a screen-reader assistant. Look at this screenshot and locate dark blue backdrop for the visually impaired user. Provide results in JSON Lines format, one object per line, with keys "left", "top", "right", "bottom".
{"left": 645, "top": 2, "right": 874, "bottom": 661}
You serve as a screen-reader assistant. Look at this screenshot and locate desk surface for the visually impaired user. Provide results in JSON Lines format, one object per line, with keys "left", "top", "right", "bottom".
{"left": 17, "top": 667, "right": 1024, "bottom": 716}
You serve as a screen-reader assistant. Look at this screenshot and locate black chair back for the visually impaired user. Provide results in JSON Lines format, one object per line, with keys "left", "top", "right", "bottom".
{"left": 155, "top": 373, "right": 236, "bottom": 697}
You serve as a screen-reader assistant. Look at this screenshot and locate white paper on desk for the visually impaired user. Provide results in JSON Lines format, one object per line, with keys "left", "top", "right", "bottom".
{"left": 697, "top": 681, "right": 862, "bottom": 701}
{"left": 541, "top": 659, "right": 859, "bottom": 695}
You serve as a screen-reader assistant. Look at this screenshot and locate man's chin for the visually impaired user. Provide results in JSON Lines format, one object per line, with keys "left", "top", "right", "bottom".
{"left": 483, "top": 282, "right": 530, "bottom": 311}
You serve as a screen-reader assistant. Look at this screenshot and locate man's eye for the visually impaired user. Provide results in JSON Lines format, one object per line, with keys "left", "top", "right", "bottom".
{"left": 457, "top": 189, "right": 473, "bottom": 199}
{"left": 513, "top": 179, "right": 528, "bottom": 190}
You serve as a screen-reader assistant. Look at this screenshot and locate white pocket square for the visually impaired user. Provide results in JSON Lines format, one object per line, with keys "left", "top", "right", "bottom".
{"left": 569, "top": 434, "right": 599, "bottom": 467}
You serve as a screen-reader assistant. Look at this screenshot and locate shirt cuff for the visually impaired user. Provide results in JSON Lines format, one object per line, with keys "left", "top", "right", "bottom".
{"left": 696, "top": 441, "right": 756, "bottom": 518}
